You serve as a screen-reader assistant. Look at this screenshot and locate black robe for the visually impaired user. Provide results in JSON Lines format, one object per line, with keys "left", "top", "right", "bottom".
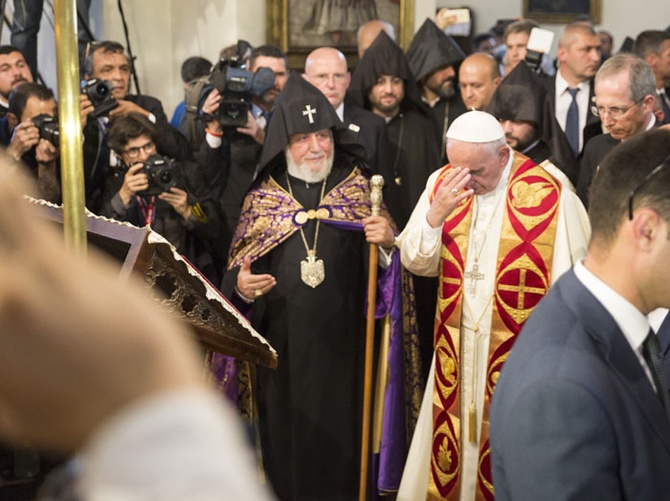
{"left": 385, "top": 109, "right": 440, "bottom": 230}
{"left": 223, "top": 161, "right": 367, "bottom": 500}
{"left": 384, "top": 110, "right": 440, "bottom": 383}
{"left": 419, "top": 93, "right": 467, "bottom": 166}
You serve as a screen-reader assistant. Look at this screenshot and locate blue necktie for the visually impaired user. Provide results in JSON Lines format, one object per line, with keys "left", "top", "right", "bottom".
{"left": 643, "top": 329, "right": 670, "bottom": 420}
{"left": 566, "top": 87, "right": 580, "bottom": 157}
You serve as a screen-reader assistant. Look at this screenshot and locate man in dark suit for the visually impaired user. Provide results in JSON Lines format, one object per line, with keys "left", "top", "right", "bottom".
{"left": 491, "top": 128, "right": 670, "bottom": 500}
{"left": 634, "top": 30, "right": 670, "bottom": 125}
{"left": 81, "top": 40, "right": 189, "bottom": 212}
{"left": 576, "top": 53, "right": 658, "bottom": 207}
{"left": 542, "top": 22, "right": 602, "bottom": 163}
{"left": 303, "top": 46, "right": 391, "bottom": 181}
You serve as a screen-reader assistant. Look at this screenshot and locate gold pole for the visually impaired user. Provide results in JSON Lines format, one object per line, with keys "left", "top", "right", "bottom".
{"left": 54, "top": 0, "right": 87, "bottom": 255}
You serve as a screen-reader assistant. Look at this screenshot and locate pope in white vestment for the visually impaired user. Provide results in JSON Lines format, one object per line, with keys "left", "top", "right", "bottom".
{"left": 395, "top": 111, "right": 590, "bottom": 501}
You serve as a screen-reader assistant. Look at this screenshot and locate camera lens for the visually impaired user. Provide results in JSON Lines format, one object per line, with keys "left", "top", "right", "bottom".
{"left": 94, "top": 82, "right": 110, "bottom": 99}
{"left": 158, "top": 169, "right": 173, "bottom": 185}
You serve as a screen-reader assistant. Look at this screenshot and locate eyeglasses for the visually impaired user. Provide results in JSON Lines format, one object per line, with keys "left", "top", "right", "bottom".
{"left": 591, "top": 98, "right": 644, "bottom": 120}
{"left": 123, "top": 140, "right": 155, "bottom": 160}
{"left": 309, "top": 73, "right": 348, "bottom": 85}
{"left": 628, "top": 154, "right": 670, "bottom": 220}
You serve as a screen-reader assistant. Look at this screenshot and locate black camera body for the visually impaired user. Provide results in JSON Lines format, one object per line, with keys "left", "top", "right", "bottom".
{"left": 140, "top": 155, "right": 181, "bottom": 197}
{"left": 81, "top": 78, "right": 119, "bottom": 119}
{"left": 31, "top": 114, "right": 60, "bottom": 148}
{"left": 202, "top": 55, "right": 275, "bottom": 128}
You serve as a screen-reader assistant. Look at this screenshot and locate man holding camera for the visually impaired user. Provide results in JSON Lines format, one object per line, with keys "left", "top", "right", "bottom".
{"left": 3, "top": 82, "right": 60, "bottom": 202}
{"left": 100, "top": 112, "right": 221, "bottom": 280}
{"left": 205, "top": 44, "right": 289, "bottom": 255}
{"left": 82, "top": 40, "right": 189, "bottom": 213}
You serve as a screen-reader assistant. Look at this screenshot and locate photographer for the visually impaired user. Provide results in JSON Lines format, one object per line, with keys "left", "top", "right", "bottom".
{"left": 100, "top": 112, "right": 222, "bottom": 281}
{"left": 202, "top": 44, "right": 288, "bottom": 256}
{"left": 3, "top": 82, "right": 60, "bottom": 202}
{"left": 82, "top": 41, "right": 190, "bottom": 213}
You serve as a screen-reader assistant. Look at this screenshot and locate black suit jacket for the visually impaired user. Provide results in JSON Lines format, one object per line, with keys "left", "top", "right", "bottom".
{"left": 342, "top": 101, "right": 392, "bottom": 182}
{"left": 542, "top": 74, "right": 602, "bottom": 160}
{"left": 491, "top": 269, "right": 670, "bottom": 500}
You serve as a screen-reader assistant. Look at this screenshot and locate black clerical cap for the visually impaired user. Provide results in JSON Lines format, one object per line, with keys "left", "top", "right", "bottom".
{"left": 487, "top": 61, "right": 545, "bottom": 125}
{"left": 406, "top": 18, "right": 465, "bottom": 83}
{"left": 487, "top": 61, "right": 578, "bottom": 182}
{"left": 258, "top": 72, "right": 365, "bottom": 172}
{"left": 348, "top": 30, "right": 420, "bottom": 110}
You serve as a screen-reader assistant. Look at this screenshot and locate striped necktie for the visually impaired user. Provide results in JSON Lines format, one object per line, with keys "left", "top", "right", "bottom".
{"left": 643, "top": 329, "right": 670, "bottom": 419}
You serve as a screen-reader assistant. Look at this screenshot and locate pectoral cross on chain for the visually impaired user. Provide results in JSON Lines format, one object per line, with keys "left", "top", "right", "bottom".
{"left": 464, "top": 264, "right": 485, "bottom": 297}
{"left": 303, "top": 104, "right": 317, "bottom": 124}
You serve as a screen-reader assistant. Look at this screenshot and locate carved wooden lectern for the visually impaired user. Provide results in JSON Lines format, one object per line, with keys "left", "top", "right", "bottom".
{"left": 37, "top": 200, "right": 277, "bottom": 369}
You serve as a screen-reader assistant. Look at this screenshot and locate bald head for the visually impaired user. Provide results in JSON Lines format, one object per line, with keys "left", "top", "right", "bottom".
{"left": 357, "top": 20, "right": 396, "bottom": 59}
{"left": 459, "top": 53, "right": 501, "bottom": 111}
{"left": 304, "top": 47, "right": 351, "bottom": 109}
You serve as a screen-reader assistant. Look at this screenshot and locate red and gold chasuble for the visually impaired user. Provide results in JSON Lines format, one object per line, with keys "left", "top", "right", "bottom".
{"left": 427, "top": 153, "right": 561, "bottom": 500}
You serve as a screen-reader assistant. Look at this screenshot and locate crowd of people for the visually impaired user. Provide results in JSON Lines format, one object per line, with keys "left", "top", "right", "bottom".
{"left": 1, "top": 9, "right": 670, "bottom": 501}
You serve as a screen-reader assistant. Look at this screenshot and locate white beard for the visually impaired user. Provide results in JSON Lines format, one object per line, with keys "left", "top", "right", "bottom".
{"left": 285, "top": 148, "right": 334, "bottom": 183}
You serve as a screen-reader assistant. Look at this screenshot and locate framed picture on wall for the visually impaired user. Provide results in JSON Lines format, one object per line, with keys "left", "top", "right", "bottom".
{"left": 266, "top": 0, "right": 414, "bottom": 69}
{"left": 523, "top": 0, "right": 601, "bottom": 24}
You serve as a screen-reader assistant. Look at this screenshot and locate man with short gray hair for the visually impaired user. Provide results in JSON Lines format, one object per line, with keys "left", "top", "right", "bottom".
{"left": 576, "top": 53, "right": 659, "bottom": 207}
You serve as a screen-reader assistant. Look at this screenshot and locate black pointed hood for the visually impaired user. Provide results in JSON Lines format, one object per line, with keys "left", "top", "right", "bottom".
{"left": 487, "top": 60, "right": 545, "bottom": 124}
{"left": 348, "top": 30, "right": 420, "bottom": 111}
{"left": 486, "top": 61, "right": 579, "bottom": 183}
{"left": 258, "top": 72, "right": 365, "bottom": 173}
{"left": 406, "top": 18, "right": 465, "bottom": 83}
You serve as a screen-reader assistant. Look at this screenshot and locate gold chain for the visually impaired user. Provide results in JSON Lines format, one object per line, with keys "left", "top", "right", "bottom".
{"left": 285, "top": 171, "right": 327, "bottom": 257}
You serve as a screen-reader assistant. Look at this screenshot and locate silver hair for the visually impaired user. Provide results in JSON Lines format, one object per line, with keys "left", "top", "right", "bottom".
{"left": 596, "top": 53, "right": 656, "bottom": 102}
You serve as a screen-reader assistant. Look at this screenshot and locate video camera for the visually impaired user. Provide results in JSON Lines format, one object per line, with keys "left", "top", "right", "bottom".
{"left": 81, "top": 78, "right": 120, "bottom": 119}
{"left": 31, "top": 114, "right": 60, "bottom": 148}
{"left": 139, "top": 154, "right": 181, "bottom": 197}
{"left": 201, "top": 49, "right": 275, "bottom": 128}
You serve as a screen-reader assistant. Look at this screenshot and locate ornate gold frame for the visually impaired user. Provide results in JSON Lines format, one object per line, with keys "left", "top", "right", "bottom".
{"left": 523, "top": 0, "right": 601, "bottom": 24}
{"left": 266, "top": 0, "right": 414, "bottom": 69}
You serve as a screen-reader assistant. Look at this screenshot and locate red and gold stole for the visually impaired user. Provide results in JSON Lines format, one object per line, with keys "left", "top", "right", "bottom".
{"left": 427, "top": 153, "right": 561, "bottom": 500}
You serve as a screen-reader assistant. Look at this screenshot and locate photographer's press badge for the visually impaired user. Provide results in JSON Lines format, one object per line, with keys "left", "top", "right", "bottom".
{"left": 301, "top": 250, "right": 324, "bottom": 288}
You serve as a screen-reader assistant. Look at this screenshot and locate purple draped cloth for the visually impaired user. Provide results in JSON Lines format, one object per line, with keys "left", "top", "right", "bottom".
{"left": 212, "top": 167, "right": 422, "bottom": 494}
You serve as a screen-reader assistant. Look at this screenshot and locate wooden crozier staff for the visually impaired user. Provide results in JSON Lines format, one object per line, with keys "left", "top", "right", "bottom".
{"left": 359, "top": 174, "right": 384, "bottom": 500}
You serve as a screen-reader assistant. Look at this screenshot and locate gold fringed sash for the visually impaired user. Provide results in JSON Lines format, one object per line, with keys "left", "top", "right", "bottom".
{"left": 427, "top": 153, "right": 561, "bottom": 500}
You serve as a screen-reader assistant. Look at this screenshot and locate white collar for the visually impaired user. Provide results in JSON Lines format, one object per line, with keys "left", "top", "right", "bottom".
{"left": 335, "top": 102, "right": 344, "bottom": 121}
{"left": 574, "top": 260, "right": 649, "bottom": 353}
